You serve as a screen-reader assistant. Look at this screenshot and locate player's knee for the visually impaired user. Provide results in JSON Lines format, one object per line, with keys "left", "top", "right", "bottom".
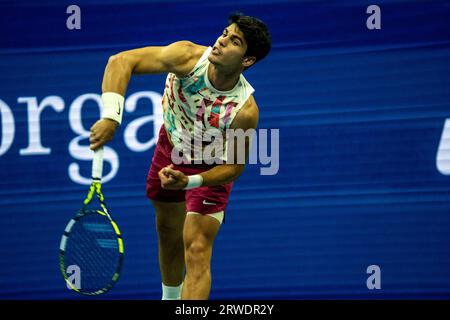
{"left": 185, "top": 239, "right": 209, "bottom": 268}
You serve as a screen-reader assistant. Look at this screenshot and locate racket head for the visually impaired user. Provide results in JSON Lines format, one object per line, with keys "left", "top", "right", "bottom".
{"left": 59, "top": 207, "right": 124, "bottom": 295}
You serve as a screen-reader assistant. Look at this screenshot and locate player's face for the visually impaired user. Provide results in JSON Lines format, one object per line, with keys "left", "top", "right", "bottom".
{"left": 209, "top": 23, "right": 249, "bottom": 69}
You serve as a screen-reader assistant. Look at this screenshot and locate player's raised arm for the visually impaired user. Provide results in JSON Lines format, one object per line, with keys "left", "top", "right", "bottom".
{"left": 89, "top": 41, "right": 205, "bottom": 151}
{"left": 102, "top": 41, "right": 204, "bottom": 95}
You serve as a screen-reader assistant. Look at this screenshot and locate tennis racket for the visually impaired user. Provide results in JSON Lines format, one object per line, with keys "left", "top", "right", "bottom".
{"left": 59, "top": 147, "right": 124, "bottom": 295}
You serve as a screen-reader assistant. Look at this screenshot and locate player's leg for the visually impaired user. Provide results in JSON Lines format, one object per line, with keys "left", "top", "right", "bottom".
{"left": 181, "top": 211, "right": 223, "bottom": 300}
{"left": 151, "top": 200, "right": 186, "bottom": 298}
{"left": 146, "top": 125, "right": 189, "bottom": 299}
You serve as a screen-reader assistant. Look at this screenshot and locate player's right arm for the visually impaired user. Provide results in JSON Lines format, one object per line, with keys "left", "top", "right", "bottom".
{"left": 90, "top": 41, "right": 205, "bottom": 150}
{"left": 102, "top": 41, "right": 204, "bottom": 95}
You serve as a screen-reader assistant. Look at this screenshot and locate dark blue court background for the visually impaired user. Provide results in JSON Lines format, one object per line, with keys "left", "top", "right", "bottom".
{"left": 1, "top": 0, "right": 450, "bottom": 299}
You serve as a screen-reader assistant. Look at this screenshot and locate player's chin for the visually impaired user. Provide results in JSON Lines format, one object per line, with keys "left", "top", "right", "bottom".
{"left": 208, "top": 54, "right": 221, "bottom": 64}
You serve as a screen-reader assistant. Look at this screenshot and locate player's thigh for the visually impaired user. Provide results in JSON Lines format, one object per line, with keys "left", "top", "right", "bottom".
{"left": 152, "top": 200, "right": 187, "bottom": 233}
{"left": 183, "top": 212, "right": 221, "bottom": 250}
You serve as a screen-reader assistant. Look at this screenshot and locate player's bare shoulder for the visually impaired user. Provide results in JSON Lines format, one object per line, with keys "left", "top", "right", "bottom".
{"left": 169, "top": 41, "right": 208, "bottom": 77}
{"left": 188, "top": 41, "right": 208, "bottom": 60}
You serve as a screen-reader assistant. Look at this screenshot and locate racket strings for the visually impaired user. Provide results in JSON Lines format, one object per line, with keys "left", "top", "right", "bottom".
{"left": 64, "top": 212, "right": 121, "bottom": 293}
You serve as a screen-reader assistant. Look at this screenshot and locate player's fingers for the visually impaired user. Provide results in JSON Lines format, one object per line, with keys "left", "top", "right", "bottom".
{"left": 158, "top": 175, "right": 167, "bottom": 187}
{"left": 160, "top": 175, "right": 176, "bottom": 189}
{"left": 98, "top": 133, "right": 111, "bottom": 143}
{"left": 161, "top": 167, "right": 176, "bottom": 178}
{"left": 165, "top": 167, "right": 181, "bottom": 177}
{"left": 90, "top": 140, "right": 103, "bottom": 151}
{"left": 90, "top": 134, "right": 106, "bottom": 149}
{"left": 159, "top": 169, "right": 173, "bottom": 181}
{"left": 167, "top": 176, "right": 176, "bottom": 183}
{"left": 160, "top": 168, "right": 169, "bottom": 177}
{"left": 166, "top": 165, "right": 180, "bottom": 177}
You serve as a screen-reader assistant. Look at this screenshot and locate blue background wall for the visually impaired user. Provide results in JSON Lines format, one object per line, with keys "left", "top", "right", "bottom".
{"left": 1, "top": 0, "right": 450, "bottom": 299}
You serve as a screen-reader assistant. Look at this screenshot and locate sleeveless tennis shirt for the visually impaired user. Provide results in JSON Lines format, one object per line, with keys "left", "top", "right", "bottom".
{"left": 162, "top": 46, "right": 254, "bottom": 163}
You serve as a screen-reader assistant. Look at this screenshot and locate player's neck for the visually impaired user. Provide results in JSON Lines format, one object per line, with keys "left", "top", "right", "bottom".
{"left": 207, "top": 63, "right": 241, "bottom": 92}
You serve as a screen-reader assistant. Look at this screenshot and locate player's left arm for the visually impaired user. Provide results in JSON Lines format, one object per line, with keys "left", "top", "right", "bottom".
{"left": 159, "top": 96, "right": 259, "bottom": 189}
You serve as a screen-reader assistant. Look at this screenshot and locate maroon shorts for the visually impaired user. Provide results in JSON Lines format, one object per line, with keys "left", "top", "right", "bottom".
{"left": 146, "top": 125, "right": 234, "bottom": 216}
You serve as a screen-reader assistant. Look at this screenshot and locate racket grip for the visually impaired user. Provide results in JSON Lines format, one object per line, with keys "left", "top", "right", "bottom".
{"left": 92, "top": 147, "right": 104, "bottom": 181}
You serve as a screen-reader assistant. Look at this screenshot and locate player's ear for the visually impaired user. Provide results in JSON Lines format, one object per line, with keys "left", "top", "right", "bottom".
{"left": 242, "top": 56, "right": 256, "bottom": 69}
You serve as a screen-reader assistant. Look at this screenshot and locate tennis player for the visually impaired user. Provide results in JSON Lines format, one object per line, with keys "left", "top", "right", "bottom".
{"left": 89, "top": 13, "right": 271, "bottom": 300}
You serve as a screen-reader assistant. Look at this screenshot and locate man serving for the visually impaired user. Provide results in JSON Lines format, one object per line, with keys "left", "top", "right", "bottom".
{"left": 89, "top": 13, "right": 271, "bottom": 300}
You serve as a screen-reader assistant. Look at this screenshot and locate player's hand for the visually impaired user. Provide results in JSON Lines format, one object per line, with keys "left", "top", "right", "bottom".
{"left": 90, "top": 118, "right": 118, "bottom": 150}
{"left": 158, "top": 164, "right": 189, "bottom": 190}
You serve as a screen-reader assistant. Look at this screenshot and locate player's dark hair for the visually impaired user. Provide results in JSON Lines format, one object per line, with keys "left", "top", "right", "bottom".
{"left": 228, "top": 12, "right": 271, "bottom": 66}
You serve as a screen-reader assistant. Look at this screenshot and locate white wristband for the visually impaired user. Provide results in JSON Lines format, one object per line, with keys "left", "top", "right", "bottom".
{"left": 101, "top": 92, "right": 124, "bottom": 125}
{"left": 184, "top": 174, "right": 203, "bottom": 190}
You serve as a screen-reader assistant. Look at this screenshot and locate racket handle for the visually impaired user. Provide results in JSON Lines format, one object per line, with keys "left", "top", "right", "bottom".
{"left": 92, "top": 147, "right": 104, "bottom": 181}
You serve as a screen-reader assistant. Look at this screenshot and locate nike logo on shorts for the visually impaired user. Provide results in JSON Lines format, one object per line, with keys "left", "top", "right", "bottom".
{"left": 203, "top": 200, "right": 216, "bottom": 205}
